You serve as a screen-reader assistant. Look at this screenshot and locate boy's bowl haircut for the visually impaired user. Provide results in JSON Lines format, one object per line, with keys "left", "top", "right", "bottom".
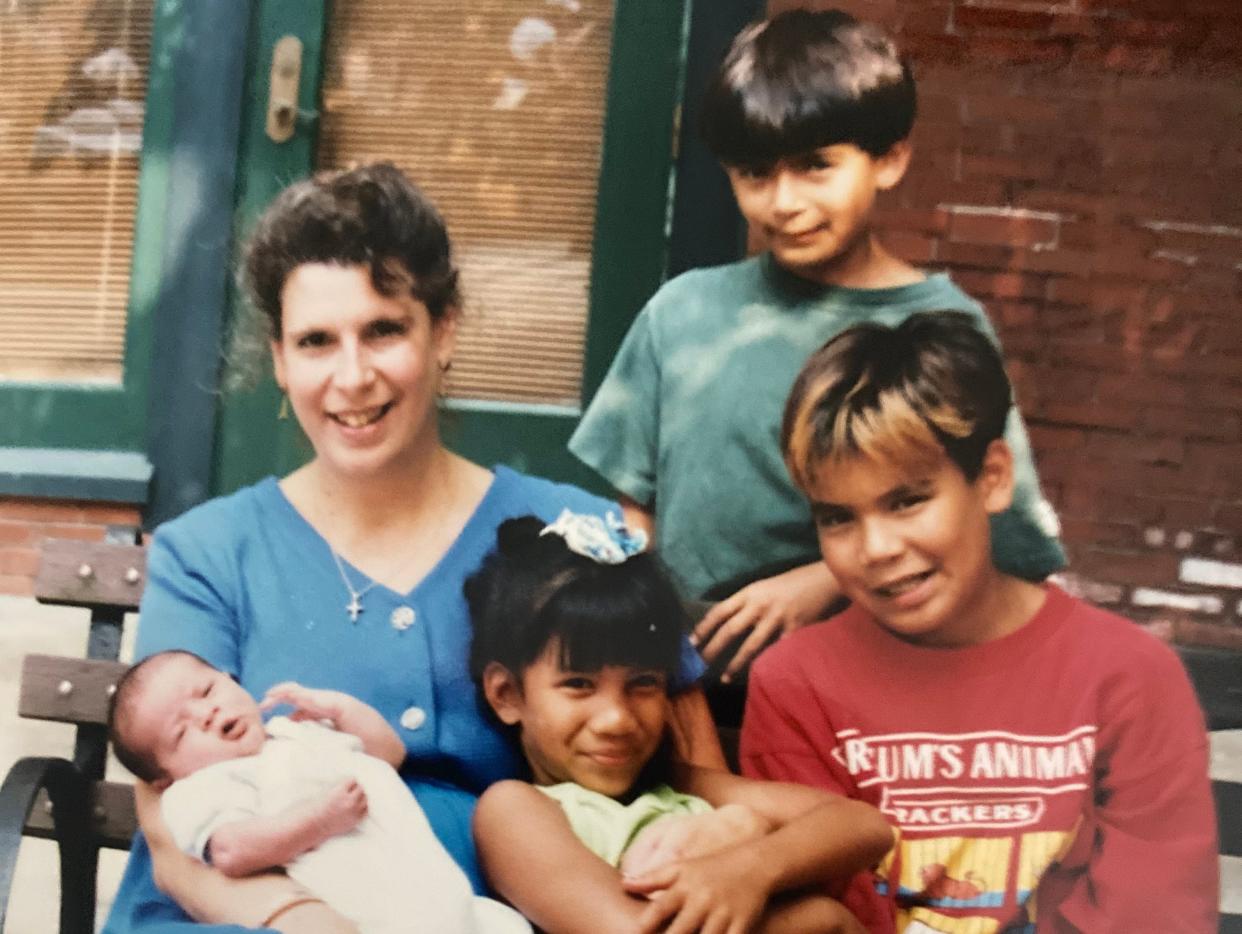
{"left": 781, "top": 311, "right": 1013, "bottom": 491}
{"left": 701, "top": 9, "right": 916, "bottom": 165}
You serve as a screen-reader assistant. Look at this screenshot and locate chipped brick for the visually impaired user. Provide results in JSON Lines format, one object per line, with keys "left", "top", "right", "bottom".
{"left": 1132, "top": 588, "right": 1224, "bottom": 614}
{"left": 1180, "top": 558, "right": 1242, "bottom": 589}
{"left": 1051, "top": 572, "right": 1125, "bottom": 606}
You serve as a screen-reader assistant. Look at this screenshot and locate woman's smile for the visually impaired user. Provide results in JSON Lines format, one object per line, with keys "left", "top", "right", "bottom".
{"left": 328, "top": 401, "right": 395, "bottom": 431}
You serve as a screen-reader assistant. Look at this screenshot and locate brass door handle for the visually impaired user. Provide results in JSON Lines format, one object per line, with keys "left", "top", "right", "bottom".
{"left": 266, "top": 35, "right": 310, "bottom": 143}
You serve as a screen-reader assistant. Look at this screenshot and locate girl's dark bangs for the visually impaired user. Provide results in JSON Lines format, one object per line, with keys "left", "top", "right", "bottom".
{"left": 543, "top": 574, "right": 684, "bottom": 675}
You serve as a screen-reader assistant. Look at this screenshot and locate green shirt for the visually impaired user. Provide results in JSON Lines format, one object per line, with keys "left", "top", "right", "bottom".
{"left": 570, "top": 253, "right": 1064, "bottom": 599}
{"left": 537, "top": 782, "right": 713, "bottom": 867}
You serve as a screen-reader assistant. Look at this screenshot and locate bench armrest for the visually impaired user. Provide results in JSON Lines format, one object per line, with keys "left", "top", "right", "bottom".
{"left": 0, "top": 756, "right": 97, "bottom": 934}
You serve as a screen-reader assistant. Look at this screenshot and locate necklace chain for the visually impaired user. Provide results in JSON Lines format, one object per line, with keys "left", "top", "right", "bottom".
{"left": 330, "top": 549, "right": 385, "bottom": 623}
{"left": 315, "top": 459, "right": 466, "bottom": 624}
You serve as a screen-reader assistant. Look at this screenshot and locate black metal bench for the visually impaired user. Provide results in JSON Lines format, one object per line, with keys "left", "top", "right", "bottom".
{"left": 1179, "top": 645, "right": 1242, "bottom": 934}
{"left": 1219, "top": 771, "right": 1242, "bottom": 934}
{"left": 0, "top": 538, "right": 144, "bottom": 934}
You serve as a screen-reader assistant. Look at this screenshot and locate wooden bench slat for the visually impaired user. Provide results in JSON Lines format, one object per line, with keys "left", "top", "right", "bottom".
{"left": 35, "top": 539, "right": 146, "bottom": 610}
{"left": 19, "top": 655, "right": 128, "bottom": 725}
{"left": 24, "top": 781, "right": 136, "bottom": 850}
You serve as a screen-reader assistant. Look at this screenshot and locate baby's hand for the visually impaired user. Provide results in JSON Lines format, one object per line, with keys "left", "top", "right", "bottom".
{"left": 620, "top": 805, "right": 771, "bottom": 880}
{"left": 311, "top": 778, "right": 367, "bottom": 841}
{"left": 261, "top": 682, "right": 348, "bottom": 726}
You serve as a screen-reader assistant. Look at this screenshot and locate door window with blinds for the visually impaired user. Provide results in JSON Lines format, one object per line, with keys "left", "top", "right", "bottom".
{"left": 317, "top": 1, "right": 613, "bottom": 407}
{"left": 0, "top": 2, "right": 152, "bottom": 383}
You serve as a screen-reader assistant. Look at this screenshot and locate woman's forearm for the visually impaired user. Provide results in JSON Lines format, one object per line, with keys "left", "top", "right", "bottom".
{"left": 137, "top": 781, "right": 356, "bottom": 928}
{"left": 264, "top": 897, "right": 361, "bottom": 933}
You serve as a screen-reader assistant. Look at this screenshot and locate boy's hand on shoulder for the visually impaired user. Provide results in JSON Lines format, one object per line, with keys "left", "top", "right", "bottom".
{"left": 694, "top": 563, "right": 840, "bottom": 681}
{"left": 620, "top": 806, "right": 771, "bottom": 878}
{"left": 309, "top": 778, "right": 367, "bottom": 843}
{"left": 625, "top": 844, "right": 773, "bottom": 934}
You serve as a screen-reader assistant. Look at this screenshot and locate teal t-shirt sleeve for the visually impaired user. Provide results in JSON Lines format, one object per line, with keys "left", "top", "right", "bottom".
{"left": 950, "top": 289, "right": 1066, "bottom": 581}
{"left": 569, "top": 306, "right": 660, "bottom": 505}
{"left": 993, "top": 407, "right": 1067, "bottom": 580}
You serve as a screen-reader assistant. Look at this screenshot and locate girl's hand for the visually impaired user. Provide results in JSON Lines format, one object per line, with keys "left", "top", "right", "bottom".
{"left": 625, "top": 846, "right": 773, "bottom": 934}
{"left": 693, "top": 563, "right": 840, "bottom": 682}
{"left": 620, "top": 805, "right": 771, "bottom": 879}
{"left": 261, "top": 682, "right": 348, "bottom": 725}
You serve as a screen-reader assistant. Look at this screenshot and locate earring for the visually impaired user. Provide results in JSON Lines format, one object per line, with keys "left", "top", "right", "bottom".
{"left": 277, "top": 394, "right": 290, "bottom": 420}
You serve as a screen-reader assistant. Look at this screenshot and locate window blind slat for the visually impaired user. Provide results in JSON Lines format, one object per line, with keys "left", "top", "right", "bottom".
{"left": 318, "top": 0, "right": 615, "bottom": 406}
{"left": 0, "top": 2, "right": 152, "bottom": 383}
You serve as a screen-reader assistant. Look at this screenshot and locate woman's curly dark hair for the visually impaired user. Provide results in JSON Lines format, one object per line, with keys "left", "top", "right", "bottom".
{"left": 242, "top": 162, "right": 460, "bottom": 339}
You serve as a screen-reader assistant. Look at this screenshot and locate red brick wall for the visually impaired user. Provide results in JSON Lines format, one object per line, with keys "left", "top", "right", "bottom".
{"left": 770, "top": 0, "right": 1242, "bottom": 646}
{"left": 0, "top": 500, "right": 141, "bottom": 596}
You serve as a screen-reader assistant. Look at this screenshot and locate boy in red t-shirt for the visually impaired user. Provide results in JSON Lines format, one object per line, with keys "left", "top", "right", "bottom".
{"left": 741, "top": 311, "right": 1218, "bottom": 932}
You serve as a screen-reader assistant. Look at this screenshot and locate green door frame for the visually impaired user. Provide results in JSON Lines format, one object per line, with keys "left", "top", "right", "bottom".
{"left": 0, "top": 0, "right": 187, "bottom": 502}
{"left": 210, "top": 0, "right": 693, "bottom": 497}
{"left": 210, "top": 0, "right": 329, "bottom": 498}
{"left": 142, "top": 0, "right": 256, "bottom": 525}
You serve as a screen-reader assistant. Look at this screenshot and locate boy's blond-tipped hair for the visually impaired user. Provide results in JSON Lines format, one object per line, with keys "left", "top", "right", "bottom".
{"left": 781, "top": 311, "right": 1013, "bottom": 491}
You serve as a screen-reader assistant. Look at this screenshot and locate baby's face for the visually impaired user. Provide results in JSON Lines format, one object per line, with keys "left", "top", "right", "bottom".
{"left": 127, "top": 655, "right": 266, "bottom": 784}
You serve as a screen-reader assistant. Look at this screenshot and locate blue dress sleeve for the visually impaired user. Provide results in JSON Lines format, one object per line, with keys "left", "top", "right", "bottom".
{"left": 134, "top": 521, "right": 243, "bottom": 674}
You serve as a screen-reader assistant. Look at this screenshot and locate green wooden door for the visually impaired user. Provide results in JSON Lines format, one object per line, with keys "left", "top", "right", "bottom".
{"left": 211, "top": 0, "right": 689, "bottom": 496}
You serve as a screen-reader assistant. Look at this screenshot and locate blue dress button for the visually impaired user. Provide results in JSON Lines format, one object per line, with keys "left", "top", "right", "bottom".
{"left": 400, "top": 706, "right": 427, "bottom": 731}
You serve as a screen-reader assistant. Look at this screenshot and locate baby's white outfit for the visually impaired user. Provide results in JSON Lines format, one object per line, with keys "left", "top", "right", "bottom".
{"left": 162, "top": 716, "right": 528, "bottom": 934}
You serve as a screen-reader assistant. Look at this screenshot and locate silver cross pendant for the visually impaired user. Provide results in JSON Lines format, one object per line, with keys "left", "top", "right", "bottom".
{"left": 346, "top": 594, "right": 363, "bottom": 623}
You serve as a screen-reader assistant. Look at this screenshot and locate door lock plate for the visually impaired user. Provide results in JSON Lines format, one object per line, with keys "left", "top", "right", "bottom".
{"left": 266, "top": 35, "right": 303, "bottom": 143}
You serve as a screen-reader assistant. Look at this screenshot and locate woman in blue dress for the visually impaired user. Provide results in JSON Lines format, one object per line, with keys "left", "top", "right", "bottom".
{"left": 106, "top": 163, "right": 716, "bottom": 932}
